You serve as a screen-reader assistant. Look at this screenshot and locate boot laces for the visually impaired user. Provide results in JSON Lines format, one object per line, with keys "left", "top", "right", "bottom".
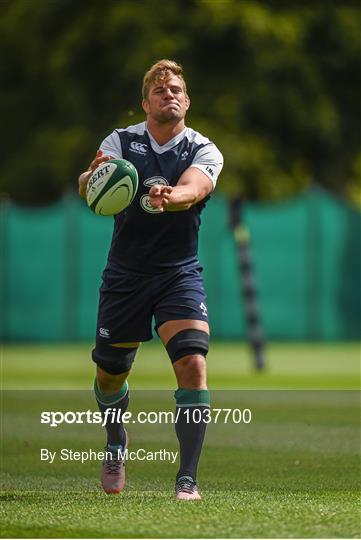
{"left": 176, "top": 476, "right": 196, "bottom": 494}
{"left": 104, "top": 451, "right": 123, "bottom": 475}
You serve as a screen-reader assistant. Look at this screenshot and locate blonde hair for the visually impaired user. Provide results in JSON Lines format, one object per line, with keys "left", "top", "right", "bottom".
{"left": 142, "top": 59, "right": 187, "bottom": 99}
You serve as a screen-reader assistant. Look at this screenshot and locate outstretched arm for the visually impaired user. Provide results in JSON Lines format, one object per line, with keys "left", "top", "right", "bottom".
{"left": 148, "top": 167, "right": 213, "bottom": 212}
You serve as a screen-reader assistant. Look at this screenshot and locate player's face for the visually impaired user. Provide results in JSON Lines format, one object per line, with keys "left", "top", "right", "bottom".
{"left": 142, "top": 76, "right": 190, "bottom": 124}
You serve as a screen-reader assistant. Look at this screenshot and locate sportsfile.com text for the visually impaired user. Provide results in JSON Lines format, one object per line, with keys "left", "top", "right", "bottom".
{"left": 40, "top": 408, "right": 252, "bottom": 427}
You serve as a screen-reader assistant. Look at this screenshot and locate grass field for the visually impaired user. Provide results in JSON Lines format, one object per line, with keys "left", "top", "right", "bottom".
{"left": 1, "top": 341, "right": 360, "bottom": 538}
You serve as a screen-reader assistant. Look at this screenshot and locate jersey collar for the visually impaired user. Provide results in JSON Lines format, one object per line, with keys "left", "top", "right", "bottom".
{"left": 145, "top": 123, "right": 187, "bottom": 154}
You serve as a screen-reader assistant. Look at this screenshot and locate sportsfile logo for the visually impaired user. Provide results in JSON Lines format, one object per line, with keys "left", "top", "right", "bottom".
{"left": 40, "top": 408, "right": 252, "bottom": 427}
{"left": 130, "top": 141, "right": 147, "bottom": 155}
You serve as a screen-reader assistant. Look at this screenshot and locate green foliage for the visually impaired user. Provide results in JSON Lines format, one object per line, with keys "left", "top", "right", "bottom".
{"left": 0, "top": 0, "right": 360, "bottom": 205}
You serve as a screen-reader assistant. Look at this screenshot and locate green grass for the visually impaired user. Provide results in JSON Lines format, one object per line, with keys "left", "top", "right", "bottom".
{"left": 1, "top": 341, "right": 360, "bottom": 389}
{"left": 1, "top": 342, "right": 360, "bottom": 538}
{"left": 1, "top": 490, "right": 359, "bottom": 538}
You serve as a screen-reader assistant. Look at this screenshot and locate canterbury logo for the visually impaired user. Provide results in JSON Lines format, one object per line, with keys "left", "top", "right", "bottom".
{"left": 130, "top": 141, "right": 147, "bottom": 154}
{"left": 99, "top": 327, "right": 110, "bottom": 338}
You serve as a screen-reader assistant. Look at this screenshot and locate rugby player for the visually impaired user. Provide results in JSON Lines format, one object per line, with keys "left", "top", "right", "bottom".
{"left": 78, "top": 60, "right": 223, "bottom": 500}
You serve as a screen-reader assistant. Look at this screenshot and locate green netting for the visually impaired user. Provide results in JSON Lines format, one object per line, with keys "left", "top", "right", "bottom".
{"left": 1, "top": 189, "right": 360, "bottom": 342}
{"left": 2, "top": 201, "right": 67, "bottom": 341}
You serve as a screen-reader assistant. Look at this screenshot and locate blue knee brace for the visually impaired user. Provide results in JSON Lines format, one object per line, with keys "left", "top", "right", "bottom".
{"left": 92, "top": 343, "right": 137, "bottom": 374}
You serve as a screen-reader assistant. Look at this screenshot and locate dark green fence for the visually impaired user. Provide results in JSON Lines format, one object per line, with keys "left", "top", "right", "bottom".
{"left": 1, "top": 188, "right": 360, "bottom": 342}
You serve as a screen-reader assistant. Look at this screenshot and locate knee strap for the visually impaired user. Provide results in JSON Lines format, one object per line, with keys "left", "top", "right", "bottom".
{"left": 92, "top": 343, "right": 137, "bottom": 375}
{"left": 166, "top": 329, "right": 209, "bottom": 364}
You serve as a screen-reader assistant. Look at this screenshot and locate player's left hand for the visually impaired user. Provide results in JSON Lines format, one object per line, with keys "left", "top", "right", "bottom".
{"left": 149, "top": 185, "right": 173, "bottom": 212}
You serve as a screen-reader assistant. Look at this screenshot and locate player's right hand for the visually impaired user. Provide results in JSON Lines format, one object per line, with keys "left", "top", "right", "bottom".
{"left": 78, "top": 150, "right": 111, "bottom": 199}
{"left": 148, "top": 184, "right": 173, "bottom": 212}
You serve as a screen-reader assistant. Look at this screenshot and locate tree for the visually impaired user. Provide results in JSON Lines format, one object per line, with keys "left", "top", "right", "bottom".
{"left": 0, "top": 0, "right": 359, "bottom": 206}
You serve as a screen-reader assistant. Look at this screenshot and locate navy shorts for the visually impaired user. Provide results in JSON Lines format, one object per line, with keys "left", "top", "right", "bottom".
{"left": 95, "top": 263, "right": 209, "bottom": 344}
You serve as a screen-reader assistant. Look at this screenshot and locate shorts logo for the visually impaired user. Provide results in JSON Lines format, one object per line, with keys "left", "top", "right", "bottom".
{"left": 200, "top": 302, "right": 208, "bottom": 317}
{"left": 140, "top": 176, "right": 169, "bottom": 213}
{"left": 130, "top": 141, "right": 147, "bottom": 155}
{"left": 99, "top": 327, "right": 110, "bottom": 338}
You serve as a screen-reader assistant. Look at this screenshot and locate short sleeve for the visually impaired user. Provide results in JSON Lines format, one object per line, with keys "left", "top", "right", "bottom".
{"left": 190, "top": 143, "right": 224, "bottom": 188}
{"left": 99, "top": 130, "right": 123, "bottom": 159}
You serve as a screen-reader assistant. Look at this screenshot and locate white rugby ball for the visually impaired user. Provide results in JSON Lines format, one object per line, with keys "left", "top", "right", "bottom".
{"left": 86, "top": 159, "right": 138, "bottom": 216}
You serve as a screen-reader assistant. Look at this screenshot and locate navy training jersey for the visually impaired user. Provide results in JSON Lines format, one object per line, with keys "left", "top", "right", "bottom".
{"left": 99, "top": 121, "right": 223, "bottom": 273}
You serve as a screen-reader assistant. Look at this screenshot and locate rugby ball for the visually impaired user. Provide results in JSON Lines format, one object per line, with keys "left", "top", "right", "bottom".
{"left": 86, "top": 159, "right": 138, "bottom": 215}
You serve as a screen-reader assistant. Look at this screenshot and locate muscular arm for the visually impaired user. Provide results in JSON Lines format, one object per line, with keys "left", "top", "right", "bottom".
{"left": 149, "top": 167, "right": 213, "bottom": 212}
